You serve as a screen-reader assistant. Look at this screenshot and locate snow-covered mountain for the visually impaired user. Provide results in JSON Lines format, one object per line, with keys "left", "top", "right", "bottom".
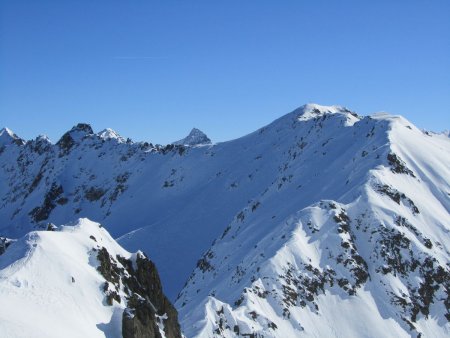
{"left": 0, "top": 218, "right": 181, "bottom": 338}
{"left": 0, "top": 104, "right": 449, "bottom": 337}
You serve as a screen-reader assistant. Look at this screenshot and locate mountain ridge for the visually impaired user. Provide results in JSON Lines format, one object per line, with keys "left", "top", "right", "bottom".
{"left": 0, "top": 104, "right": 448, "bottom": 337}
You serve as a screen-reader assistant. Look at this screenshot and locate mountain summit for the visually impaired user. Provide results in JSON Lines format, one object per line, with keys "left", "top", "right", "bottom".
{"left": 0, "top": 127, "right": 25, "bottom": 147}
{"left": 173, "top": 128, "right": 211, "bottom": 146}
{"left": 0, "top": 104, "right": 448, "bottom": 337}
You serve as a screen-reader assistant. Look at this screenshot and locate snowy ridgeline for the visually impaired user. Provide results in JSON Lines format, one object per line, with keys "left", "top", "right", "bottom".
{"left": 0, "top": 104, "right": 449, "bottom": 337}
{"left": 0, "top": 218, "right": 181, "bottom": 338}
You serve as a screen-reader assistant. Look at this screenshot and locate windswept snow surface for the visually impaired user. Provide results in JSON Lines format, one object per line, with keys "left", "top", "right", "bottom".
{"left": 0, "top": 104, "right": 449, "bottom": 337}
{"left": 0, "top": 218, "right": 178, "bottom": 338}
{"left": 0, "top": 219, "right": 128, "bottom": 338}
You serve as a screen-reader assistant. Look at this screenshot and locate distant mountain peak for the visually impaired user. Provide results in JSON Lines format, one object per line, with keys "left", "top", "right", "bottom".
{"left": 56, "top": 123, "right": 95, "bottom": 155}
{"left": 97, "top": 128, "right": 125, "bottom": 142}
{"left": 59, "top": 123, "right": 94, "bottom": 142}
{"left": 69, "top": 123, "right": 94, "bottom": 135}
{"left": 0, "top": 127, "right": 25, "bottom": 146}
{"left": 173, "top": 127, "right": 211, "bottom": 146}
{"left": 0, "top": 127, "right": 14, "bottom": 136}
{"left": 35, "top": 134, "right": 51, "bottom": 143}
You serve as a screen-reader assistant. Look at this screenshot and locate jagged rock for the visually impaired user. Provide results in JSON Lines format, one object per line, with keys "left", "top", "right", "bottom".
{"left": 26, "top": 135, "right": 52, "bottom": 155}
{"left": 85, "top": 186, "right": 106, "bottom": 202}
{"left": 70, "top": 123, "right": 94, "bottom": 135}
{"left": 387, "top": 153, "right": 416, "bottom": 177}
{"left": 0, "top": 237, "right": 13, "bottom": 255}
{"left": 56, "top": 123, "right": 94, "bottom": 156}
{"left": 96, "top": 248, "right": 182, "bottom": 338}
{"left": 29, "top": 183, "right": 65, "bottom": 222}
{"left": 122, "top": 299, "right": 162, "bottom": 338}
{"left": 173, "top": 128, "right": 211, "bottom": 146}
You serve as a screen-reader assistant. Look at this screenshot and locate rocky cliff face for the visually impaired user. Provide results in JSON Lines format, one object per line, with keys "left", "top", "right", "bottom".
{"left": 96, "top": 247, "right": 181, "bottom": 338}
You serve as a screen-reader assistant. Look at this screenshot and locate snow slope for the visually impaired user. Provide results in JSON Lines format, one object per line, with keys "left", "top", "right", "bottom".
{"left": 0, "top": 105, "right": 367, "bottom": 299}
{"left": 0, "top": 104, "right": 449, "bottom": 337}
{"left": 173, "top": 108, "right": 450, "bottom": 337}
{"left": 0, "top": 218, "right": 181, "bottom": 338}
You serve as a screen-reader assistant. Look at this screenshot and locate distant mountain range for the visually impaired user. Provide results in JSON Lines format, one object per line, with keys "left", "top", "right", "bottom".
{"left": 1, "top": 104, "right": 449, "bottom": 337}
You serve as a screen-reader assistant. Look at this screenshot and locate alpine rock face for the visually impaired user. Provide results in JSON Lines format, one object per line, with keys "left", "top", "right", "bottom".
{"left": 0, "top": 104, "right": 449, "bottom": 337}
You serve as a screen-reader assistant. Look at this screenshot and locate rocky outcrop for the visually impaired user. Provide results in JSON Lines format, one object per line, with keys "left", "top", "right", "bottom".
{"left": 96, "top": 247, "right": 181, "bottom": 338}
{"left": 56, "top": 123, "right": 94, "bottom": 156}
{"left": 0, "top": 237, "right": 13, "bottom": 255}
{"left": 29, "top": 183, "right": 66, "bottom": 222}
{"left": 173, "top": 128, "right": 211, "bottom": 146}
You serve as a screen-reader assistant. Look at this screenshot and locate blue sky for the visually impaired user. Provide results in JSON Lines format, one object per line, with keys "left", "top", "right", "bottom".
{"left": 1, "top": 1, "right": 449, "bottom": 144}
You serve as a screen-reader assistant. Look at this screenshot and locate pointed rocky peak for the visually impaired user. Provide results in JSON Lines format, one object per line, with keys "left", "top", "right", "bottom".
{"left": 97, "top": 128, "right": 125, "bottom": 143}
{"left": 56, "top": 123, "right": 94, "bottom": 155}
{"left": 28, "top": 135, "right": 52, "bottom": 155}
{"left": 0, "top": 127, "right": 14, "bottom": 137}
{"left": 173, "top": 128, "right": 211, "bottom": 146}
{"left": 35, "top": 134, "right": 51, "bottom": 143}
{"left": 0, "top": 127, "right": 25, "bottom": 146}
{"left": 67, "top": 123, "right": 94, "bottom": 141}
{"left": 71, "top": 123, "right": 94, "bottom": 134}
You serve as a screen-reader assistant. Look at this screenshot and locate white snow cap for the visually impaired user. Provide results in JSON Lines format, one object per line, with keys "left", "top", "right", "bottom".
{"left": 0, "top": 127, "right": 25, "bottom": 146}
{"left": 297, "top": 103, "right": 358, "bottom": 121}
{"left": 97, "top": 128, "right": 125, "bottom": 142}
{"left": 173, "top": 128, "right": 211, "bottom": 146}
{"left": 36, "top": 134, "right": 51, "bottom": 142}
{"left": 0, "top": 127, "right": 15, "bottom": 137}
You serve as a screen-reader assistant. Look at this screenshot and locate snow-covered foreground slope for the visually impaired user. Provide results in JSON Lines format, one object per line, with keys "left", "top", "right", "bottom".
{"left": 0, "top": 104, "right": 449, "bottom": 337}
{"left": 0, "top": 218, "right": 181, "bottom": 338}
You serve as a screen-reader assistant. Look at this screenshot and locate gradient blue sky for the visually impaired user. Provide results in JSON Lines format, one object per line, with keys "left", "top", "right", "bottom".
{"left": 1, "top": 1, "right": 449, "bottom": 144}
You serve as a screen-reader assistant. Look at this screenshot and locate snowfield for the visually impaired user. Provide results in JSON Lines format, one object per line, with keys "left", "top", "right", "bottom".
{"left": 0, "top": 218, "right": 180, "bottom": 338}
{"left": 0, "top": 104, "right": 449, "bottom": 337}
{"left": 0, "top": 219, "right": 128, "bottom": 337}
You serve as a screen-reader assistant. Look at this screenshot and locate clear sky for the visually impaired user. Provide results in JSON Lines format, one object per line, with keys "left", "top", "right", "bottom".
{"left": 1, "top": 0, "right": 449, "bottom": 144}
